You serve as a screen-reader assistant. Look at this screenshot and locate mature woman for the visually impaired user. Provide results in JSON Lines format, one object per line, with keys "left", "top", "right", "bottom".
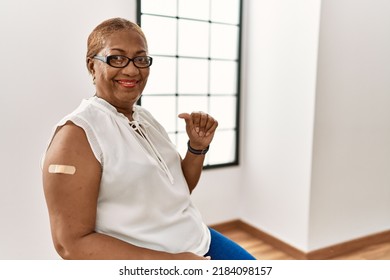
{"left": 42, "top": 17, "right": 255, "bottom": 260}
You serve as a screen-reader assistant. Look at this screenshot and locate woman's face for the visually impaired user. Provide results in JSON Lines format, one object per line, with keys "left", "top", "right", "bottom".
{"left": 88, "top": 29, "right": 150, "bottom": 113}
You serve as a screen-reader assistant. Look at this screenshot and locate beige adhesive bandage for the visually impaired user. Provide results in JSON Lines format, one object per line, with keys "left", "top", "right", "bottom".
{"left": 48, "top": 164, "right": 76, "bottom": 175}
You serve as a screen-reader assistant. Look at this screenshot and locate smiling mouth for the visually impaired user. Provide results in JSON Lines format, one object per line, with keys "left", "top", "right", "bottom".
{"left": 117, "top": 79, "right": 138, "bottom": 88}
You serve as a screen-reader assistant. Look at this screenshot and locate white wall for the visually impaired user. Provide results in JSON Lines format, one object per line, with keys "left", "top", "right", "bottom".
{"left": 241, "top": 0, "right": 321, "bottom": 251}
{"left": 308, "top": 0, "right": 390, "bottom": 250}
{"left": 193, "top": 166, "right": 242, "bottom": 225}
{"left": 0, "top": 0, "right": 137, "bottom": 259}
{"left": 242, "top": 0, "right": 390, "bottom": 253}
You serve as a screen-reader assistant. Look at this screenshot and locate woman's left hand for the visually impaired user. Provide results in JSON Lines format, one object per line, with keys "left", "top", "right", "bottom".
{"left": 178, "top": 112, "right": 218, "bottom": 150}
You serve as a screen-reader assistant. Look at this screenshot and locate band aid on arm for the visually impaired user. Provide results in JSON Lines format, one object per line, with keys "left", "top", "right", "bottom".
{"left": 48, "top": 164, "right": 76, "bottom": 175}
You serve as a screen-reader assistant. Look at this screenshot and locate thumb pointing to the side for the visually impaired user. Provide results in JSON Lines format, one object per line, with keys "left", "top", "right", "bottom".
{"left": 178, "top": 113, "right": 192, "bottom": 127}
{"left": 178, "top": 112, "right": 197, "bottom": 134}
{"left": 178, "top": 112, "right": 191, "bottom": 120}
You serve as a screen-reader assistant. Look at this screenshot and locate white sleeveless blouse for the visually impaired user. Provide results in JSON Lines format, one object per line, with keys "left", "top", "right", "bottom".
{"left": 48, "top": 96, "right": 210, "bottom": 255}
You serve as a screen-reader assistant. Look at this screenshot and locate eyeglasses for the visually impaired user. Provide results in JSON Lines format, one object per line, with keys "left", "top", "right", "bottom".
{"left": 93, "top": 55, "right": 153, "bottom": 68}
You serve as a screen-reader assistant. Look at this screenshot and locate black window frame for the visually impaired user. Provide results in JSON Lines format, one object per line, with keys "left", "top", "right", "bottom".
{"left": 136, "top": 0, "right": 243, "bottom": 169}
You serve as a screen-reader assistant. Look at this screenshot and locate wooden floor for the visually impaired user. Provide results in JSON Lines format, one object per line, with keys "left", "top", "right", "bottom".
{"left": 221, "top": 227, "right": 390, "bottom": 260}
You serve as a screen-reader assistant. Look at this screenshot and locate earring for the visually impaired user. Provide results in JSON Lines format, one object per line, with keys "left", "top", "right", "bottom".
{"left": 93, "top": 76, "right": 96, "bottom": 85}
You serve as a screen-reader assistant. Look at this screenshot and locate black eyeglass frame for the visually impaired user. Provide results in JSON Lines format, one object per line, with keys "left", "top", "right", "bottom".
{"left": 93, "top": 55, "right": 153, "bottom": 68}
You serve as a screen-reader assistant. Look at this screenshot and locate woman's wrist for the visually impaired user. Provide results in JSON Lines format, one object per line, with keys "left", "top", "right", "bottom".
{"left": 187, "top": 140, "right": 209, "bottom": 155}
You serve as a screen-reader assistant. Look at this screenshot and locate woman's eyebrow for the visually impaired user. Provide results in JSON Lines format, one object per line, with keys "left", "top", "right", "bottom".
{"left": 108, "top": 48, "right": 126, "bottom": 53}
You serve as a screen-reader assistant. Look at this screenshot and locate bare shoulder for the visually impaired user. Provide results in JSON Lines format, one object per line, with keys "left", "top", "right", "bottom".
{"left": 42, "top": 121, "right": 101, "bottom": 188}
{"left": 45, "top": 122, "right": 97, "bottom": 164}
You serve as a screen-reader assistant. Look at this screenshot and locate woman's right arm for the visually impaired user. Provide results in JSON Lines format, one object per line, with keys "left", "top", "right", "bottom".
{"left": 42, "top": 122, "right": 207, "bottom": 260}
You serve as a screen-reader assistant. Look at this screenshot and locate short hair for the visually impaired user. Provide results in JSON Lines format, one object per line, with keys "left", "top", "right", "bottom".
{"left": 86, "top": 18, "right": 147, "bottom": 74}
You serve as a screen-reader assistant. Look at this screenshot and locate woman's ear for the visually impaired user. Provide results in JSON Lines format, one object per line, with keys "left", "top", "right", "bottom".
{"left": 86, "top": 57, "right": 95, "bottom": 76}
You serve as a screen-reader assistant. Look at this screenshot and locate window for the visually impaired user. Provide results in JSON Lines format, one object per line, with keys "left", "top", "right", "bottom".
{"left": 137, "top": 0, "right": 242, "bottom": 168}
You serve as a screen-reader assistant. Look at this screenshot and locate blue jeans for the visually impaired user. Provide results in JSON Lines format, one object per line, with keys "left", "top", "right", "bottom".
{"left": 205, "top": 228, "right": 257, "bottom": 260}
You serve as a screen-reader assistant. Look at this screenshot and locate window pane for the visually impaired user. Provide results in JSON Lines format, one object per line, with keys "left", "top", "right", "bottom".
{"left": 140, "top": 0, "right": 241, "bottom": 168}
{"left": 141, "top": 96, "right": 177, "bottom": 133}
{"left": 208, "top": 130, "right": 236, "bottom": 165}
{"left": 144, "top": 56, "right": 176, "bottom": 94}
{"left": 141, "top": 0, "right": 177, "bottom": 16}
{"left": 211, "top": 0, "right": 240, "bottom": 24}
{"left": 177, "top": 132, "right": 188, "bottom": 158}
{"left": 178, "top": 58, "right": 209, "bottom": 94}
{"left": 178, "top": 19, "right": 209, "bottom": 58}
{"left": 178, "top": 0, "right": 209, "bottom": 21}
{"left": 209, "top": 96, "right": 237, "bottom": 130}
{"left": 177, "top": 96, "right": 209, "bottom": 131}
{"left": 142, "top": 15, "right": 177, "bottom": 55}
{"left": 210, "top": 24, "right": 239, "bottom": 60}
{"left": 210, "top": 60, "right": 237, "bottom": 94}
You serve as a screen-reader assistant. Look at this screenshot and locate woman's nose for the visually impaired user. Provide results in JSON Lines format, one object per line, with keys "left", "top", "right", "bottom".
{"left": 122, "top": 61, "right": 140, "bottom": 75}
